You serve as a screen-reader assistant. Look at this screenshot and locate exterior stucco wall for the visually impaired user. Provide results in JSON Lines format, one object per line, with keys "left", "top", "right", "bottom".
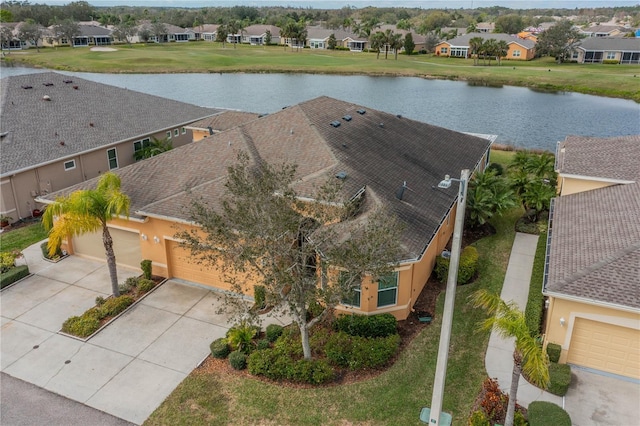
{"left": 558, "top": 175, "right": 617, "bottom": 196}
{"left": 544, "top": 296, "right": 640, "bottom": 364}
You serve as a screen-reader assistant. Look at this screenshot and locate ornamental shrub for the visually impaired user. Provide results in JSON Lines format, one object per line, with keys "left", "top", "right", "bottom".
{"left": 468, "top": 410, "right": 490, "bottom": 426}
{"left": 229, "top": 350, "right": 247, "bottom": 370}
{"left": 332, "top": 313, "right": 397, "bottom": 338}
{"left": 0, "top": 251, "right": 21, "bottom": 273}
{"left": 226, "top": 322, "right": 258, "bottom": 354}
{"left": 546, "top": 342, "right": 561, "bottom": 363}
{"left": 247, "top": 348, "right": 334, "bottom": 384}
{"left": 210, "top": 338, "right": 230, "bottom": 359}
{"left": 119, "top": 276, "right": 139, "bottom": 294}
{"left": 256, "top": 338, "right": 271, "bottom": 350}
{"left": 95, "top": 296, "right": 106, "bottom": 306}
{"left": 100, "top": 295, "right": 134, "bottom": 317}
{"left": 140, "top": 259, "right": 152, "bottom": 280}
{"left": 265, "top": 324, "right": 284, "bottom": 342}
{"left": 486, "top": 162, "right": 504, "bottom": 176}
{"left": 547, "top": 362, "right": 572, "bottom": 396}
{"left": 434, "top": 246, "right": 479, "bottom": 284}
{"left": 136, "top": 278, "right": 155, "bottom": 293}
{"left": 325, "top": 332, "right": 400, "bottom": 370}
{"left": 528, "top": 401, "right": 571, "bottom": 426}
{"left": 62, "top": 315, "right": 100, "bottom": 338}
{"left": 40, "top": 241, "right": 62, "bottom": 260}
{"left": 0, "top": 265, "right": 29, "bottom": 289}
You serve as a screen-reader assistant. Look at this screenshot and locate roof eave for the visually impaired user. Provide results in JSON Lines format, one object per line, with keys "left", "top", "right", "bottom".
{"left": 543, "top": 289, "right": 640, "bottom": 314}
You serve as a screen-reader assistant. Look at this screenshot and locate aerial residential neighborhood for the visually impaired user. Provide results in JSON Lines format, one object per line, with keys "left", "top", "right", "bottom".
{"left": 0, "top": 2, "right": 639, "bottom": 426}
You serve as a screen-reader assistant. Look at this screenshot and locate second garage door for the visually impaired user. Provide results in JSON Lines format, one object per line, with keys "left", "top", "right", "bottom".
{"left": 567, "top": 318, "right": 640, "bottom": 379}
{"left": 72, "top": 227, "right": 142, "bottom": 269}
{"left": 166, "top": 240, "right": 226, "bottom": 289}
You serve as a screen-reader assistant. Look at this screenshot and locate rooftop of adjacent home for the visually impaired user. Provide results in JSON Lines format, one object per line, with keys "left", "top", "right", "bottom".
{"left": 40, "top": 96, "right": 493, "bottom": 262}
{"left": 0, "top": 72, "right": 222, "bottom": 176}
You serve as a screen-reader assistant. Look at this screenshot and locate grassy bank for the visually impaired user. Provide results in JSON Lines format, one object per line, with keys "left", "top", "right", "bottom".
{"left": 0, "top": 222, "right": 47, "bottom": 252}
{"left": 145, "top": 151, "right": 520, "bottom": 425}
{"left": 3, "top": 43, "right": 639, "bottom": 102}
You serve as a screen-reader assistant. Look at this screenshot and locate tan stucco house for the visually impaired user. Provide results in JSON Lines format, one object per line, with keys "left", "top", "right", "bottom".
{"left": 574, "top": 37, "right": 640, "bottom": 64}
{"left": 0, "top": 72, "right": 223, "bottom": 222}
{"left": 543, "top": 135, "right": 640, "bottom": 380}
{"left": 39, "top": 96, "right": 493, "bottom": 321}
{"left": 434, "top": 33, "right": 536, "bottom": 60}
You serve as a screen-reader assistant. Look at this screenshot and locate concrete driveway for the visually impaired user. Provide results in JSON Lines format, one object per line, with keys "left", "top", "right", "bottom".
{"left": 1, "top": 242, "right": 290, "bottom": 425}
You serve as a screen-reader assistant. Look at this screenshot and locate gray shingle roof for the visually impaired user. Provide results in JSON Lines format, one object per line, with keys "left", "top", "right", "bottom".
{"left": 443, "top": 32, "right": 536, "bottom": 49}
{"left": 78, "top": 25, "right": 111, "bottom": 37}
{"left": 0, "top": 72, "right": 221, "bottom": 176}
{"left": 41, "top": 96, "right": 492, "bottom": 262}
{"left": 578, "top": 37, "right": 640, "bottom": 51}
{"left": 187, "top": 111, "right": 261, "bottom": 133}
{"left": 557, "top": 135, "right": 640, "bottom": 181}
{"left": 546, "top": 182, "right": 640, "bottom": 309}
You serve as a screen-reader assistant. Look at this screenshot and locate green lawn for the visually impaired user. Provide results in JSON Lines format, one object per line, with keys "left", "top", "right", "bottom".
{"left": 0, "top": 222, "right": 47, "bottom": 252}
{"left": 4, "top": 43, "right": 639, "bottom": 102}
{"left": 145, "top": 150, "right": 520, "bottom": 426}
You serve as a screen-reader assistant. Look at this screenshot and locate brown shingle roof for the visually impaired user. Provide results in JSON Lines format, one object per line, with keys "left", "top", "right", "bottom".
{"left": 556, "top": 135, "right": 640, "bottom": 182}
{"left": 546, "top": 182, "right": 640, "bottom": 309}
{"left": 187, "top": 111, "right": 261, "bottom": 133}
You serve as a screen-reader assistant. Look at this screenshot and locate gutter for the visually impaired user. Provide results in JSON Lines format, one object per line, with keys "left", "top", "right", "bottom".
{"left": 542, "top": 290, "right": 640, "bottom": 314}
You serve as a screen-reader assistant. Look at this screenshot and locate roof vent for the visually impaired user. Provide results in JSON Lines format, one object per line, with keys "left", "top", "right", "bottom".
{"left": 396, "top": 114, "right": 402, "bottom": 119}
{"left": 63, "top": 79, "right": 73, "bottom": 84}
{"left": 357, "top": 109, "right": 366, "bottom": 115}
{"left": 207, "top": 126, "right": 214, "bottom": 135}
{"left": 43, "top": 95, "right": 51, "bottom": 101}
{"left": 342, "top": 115, "right": 352, "bottom": 122}
{"left": 379, "top": 123, "right": 384, "bottom": 128}
{"left": 73, "top": 85, "right": 79, "bottom": 90}
{"left": 0, "top": 131, "right": 9, "bottom": 138}
{"left": 335, "top": 171, "right": 347, "bottom": 180}
{"left": 59, "top": 141, "right": 65, "bottom": 146}
{"left": 330, "top": 120, "right": 341, "bottom": 128}
{"left": 21, "top": 85, "right": 33, "bottom": 89}
{"left": 43, "top": 82, "right": 54, "bottom": 87}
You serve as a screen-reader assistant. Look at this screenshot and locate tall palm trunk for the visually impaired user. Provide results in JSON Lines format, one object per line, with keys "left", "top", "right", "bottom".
{"left": 102, "top": 223, "right": 120, "bottom": 296}
{"left": 505, "top": 349, "right": 522, "bottom": 426}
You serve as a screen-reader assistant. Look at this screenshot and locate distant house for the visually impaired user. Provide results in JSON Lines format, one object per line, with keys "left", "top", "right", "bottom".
{"left": 0, "top": 72, "right": 222, "bottom": 222}
{"left": 186, "top": 111, "right": 262, "bottom": 141}
{"left": 39, "top": 96, "right": 493, "bottom": 321}
{"left": 579, "top": 24, "right": 624, "bottom": 38}
{"left": 133, "top": 21, "right": 195, "bottom": 43}
{"left": 73, "top": 24, "right": 112, "bottom": 47}
{"left": 476, "top": 22, "right": 495, "bottom": 33}
{"left": 543, "top": 135, "right": 640, "bottom": 380}
{"left": 0, "top": 23, "right": 24, "bottom": 50}
{"left": 242, "top": 25, "right": 280, "bottom": 45}
{"left": 434, "top": 32, "right": 536, "bottom": 60}
{"left": 575, "top": 37, "right": 640, "bottom": 64}
{"left": 192, "top": 24, "right": 219, "bottom": 41}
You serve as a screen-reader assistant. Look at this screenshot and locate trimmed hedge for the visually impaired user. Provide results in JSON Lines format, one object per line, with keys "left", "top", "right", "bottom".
{"left": 546, "top": 342, "right": 561, "bottom": 363}
{"left": 265, "top": 324, "right": 284, "bottom": 342}
{"left": 434, "top": 245, "right": 479, "bottom": 284}
{"left": 528, "top": 401, "right": 571, "bottom": 426}
{"left": 247, "top": 347, "right": 334, "bottom": 384}
{"left": 525, "top": 232, "right": 546, "bottom": 336}
{"left": 332, "top": 313, "right": 397, "bottom": 338}
{"left": 62, "top": 315, "right": 100, "bottom": 337}
{"left": 100, "top": 295, "right": 134, "bottom": 317}
{"left": 547, "top": 362, "right": 572, "bottom": 396}
{"left": 0, "top": 265, "right": 29, "bottom": 289}
{"left": 324, "top": 332, "right": 400, "bottom": 370}
{"left": 210, "top": 338, "right": 231, "bottom": 359}
{"left": 137, "top": 278, "right": 156, "bottom": 293}
{"left": 141, "top": 259, "right": 152, "bottom": 280}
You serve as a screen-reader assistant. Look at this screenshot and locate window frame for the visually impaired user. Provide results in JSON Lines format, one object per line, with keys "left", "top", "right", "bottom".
{"left": 63, "top": 159, "right": 76, "bottom": 171}
{"left": 339, "top": 271, "right": 361, "bottom": 308}
{"left": 181, "top": 126, "right": 187, "bottom": 135}
{"left": 133, "top": 137, "right": 151, "bottom": 154}
{"left": 377, "top": 271, "right": 398, "bottom": 308}
{"left": 166, "top": 131, "right": 172, "bottom": 139}
{"left": 440, "top": 47, "right": 448, "bottom": 54}
{"left": 107, "top": 148, "right": 118, "bottom": 170}
{"left": 174, "top": 128, "right": 179, "bottom": 137}
{"left": 512, "top": 49, "right": 521, "bottom": 57}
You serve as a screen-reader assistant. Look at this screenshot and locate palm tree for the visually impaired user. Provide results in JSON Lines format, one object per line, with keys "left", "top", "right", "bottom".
{"left": 390, "top": 32, "right": 404, "bottom": 60}
{"left": 369, "top": 31, "right": 385, "bottom": 59}
{"left": 521, "top": 179, "right": 555, "bottom": 222}
{"left": 466, "top": 170, "right": 516, "bottom": 228}
{"left": 525, "top": 152, "right": 555, "bottom": 182}
{"left": 469, "top": 36, "right": 484, "bottom": 65}
{"left": 43, "top": 172, "right": 131, "bottom": 297}
{"left": 472, "top": 289, "right": 550, "bottom": 426}
{"left": 484, "top": 38, "right": 498, "bottom": 66}
{"left": 495, "top": 40, "right": 510, "bottom": 66}
{"left": 134, "top": 136, "right": 173, "bottom": 161}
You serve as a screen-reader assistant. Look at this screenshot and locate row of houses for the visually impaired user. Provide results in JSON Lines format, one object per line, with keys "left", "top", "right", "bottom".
{"left": 2, "top": 72, "right": 638, "bottom": 382}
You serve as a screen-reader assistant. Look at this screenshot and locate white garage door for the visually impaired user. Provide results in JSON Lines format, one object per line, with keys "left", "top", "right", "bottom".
{"left": 568, "top": 318, "right": 640, "bottom": 379}
{"left": 72, "top": 227, "right": 142, "bottom": 269}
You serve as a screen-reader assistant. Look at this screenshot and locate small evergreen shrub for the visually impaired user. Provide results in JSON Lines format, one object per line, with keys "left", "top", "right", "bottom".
{"left": 229, "top": 350, "right": 247, "bottom": 370}
{"left": 95, "top": 296, "right": 106, "bottom": 306}
{"left": 528, "top": 401, "right": 571, "bottom": 426}
{"left": 210, "top": 338, "right": 230, "bottom": 359}
{"left": 547, "top": 362, "right": 572, "bottom": 396}
{"left": 256, "top": 338, "right": 271, "bottom": 350}
{"left": 247, "top": 348, "right": 334, "bottom": 384}
{"left": 0, "top": 265, "right": 29, "bottom": 289}
{"left": 546, "top": 342, "right": 561, "bottom": 363}
{"left": 254, "top": 285, "right": 266, "bottom": 309}
{"left": 62, "top": 315, "right": 100, "bottom": 337}
{"left": 486, "top": 162, "right": 504, "bottom": 176}
{"left": 434, "top": 245, "right": 479, "bottom": 284}
{"left": 266, "top": 324, "right": 284, "bottom": 342}
{"left": 140, "top": 259, "right": 152, "bottom": 280}
{"left": 100, "top": 295, "right": 134, "bottom": 317}
{"left": 226, "top": 322, "right": 258, "bottom": 354}
{"left": 136, "top": 278, "right": 155, "bottom": 293}
{"left": 468, "top": 410, "right": 490, "bottom": 426}
{"left": 290, "top": 358, "right": 334, "bottom": 384}
{"left": 119, "top": 276, "right": 138, "bottom": 294}
{"left": 325, "top": 332, "right": 400, "bottom": 370}
{"left": 602, "top": 59, "right": 619, "bottom": 64}
{"left": 332, "top": 313, "right": 397, "bottom": 338}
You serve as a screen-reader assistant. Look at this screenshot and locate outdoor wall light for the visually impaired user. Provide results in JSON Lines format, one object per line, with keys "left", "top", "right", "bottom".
{"left": 141, "top": 234, "right": 148, "bottom": 241}
{"left": 560, "top": 317, "right": 566, "bottom": 327}
{"left": 153, "top": 236, "right": 160, "bottom": 244}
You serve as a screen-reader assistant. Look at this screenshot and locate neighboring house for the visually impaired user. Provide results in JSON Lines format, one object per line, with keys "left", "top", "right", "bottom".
{"left": 434, "top": 32, "right": 536, "bottom": 60}
{"left": 39, "top": 96, "right": 493, "bottom": 321}
{"left": 580, "top": 24, "right": 624, "bottom": 37}
{"left": 242, "top": 25, "right": 280, "bottom": 45}
{"left": 516, "top": 31, "right": 538, "bottom": 42}
{"left": 543, "top": 135, "right": 640, "bottom": 380}
{"left": 0, "top": 72, "right": 223, "bottom": 221}
{"left": 0, "top": 23, "right": 24, "bottom": 50}
{"left": 191, "top": 24, "right": 219, "bottom": 41}
{"left": 41, "top": 24, "right": 112, "bottom": 47}
{"left": 376, "top": 24, "right": 427, "bottom": 53}
{"left": 574, "top": 37, "right": 640, "bottom": 64}
{"left": 476, "top": 22, "right": 495, "bottom": 33}
{"left": 186, "top": 111, "right": 262, "bottom": 140}
{"left": 133, "top": 21, "right": 195, "bottom": 43}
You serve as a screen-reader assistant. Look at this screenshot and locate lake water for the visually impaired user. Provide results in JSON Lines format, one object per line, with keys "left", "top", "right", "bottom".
{"left": 2, "top": 66, "right": 639, "bottom": 151}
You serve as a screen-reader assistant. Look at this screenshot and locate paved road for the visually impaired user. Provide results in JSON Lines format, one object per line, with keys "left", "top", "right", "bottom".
{"left": 1, "top": 373, "right": 133, "bottom": 426}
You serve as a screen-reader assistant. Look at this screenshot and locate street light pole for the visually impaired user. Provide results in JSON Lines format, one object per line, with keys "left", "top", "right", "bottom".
{"left": 428, "top": 169, "right": 470, "bottom": 426}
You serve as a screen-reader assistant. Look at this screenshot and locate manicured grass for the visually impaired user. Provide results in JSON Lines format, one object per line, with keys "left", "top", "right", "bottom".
{"left": 146, "top": 152, "right": 519, "bottom": 425}
{"left": 4, "top": 43, "right": 639, "bottom": 102}
{"left": 0, "top": 222, "right": 47, "bottom": 252}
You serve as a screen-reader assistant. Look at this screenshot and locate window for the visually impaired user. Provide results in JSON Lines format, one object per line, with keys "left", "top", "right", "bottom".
{"left": 181, "top": 127, "right": 186, "bottom": 134}
{"left": 174, "top": 129, "right": 179, "bottom": 137}
{"left": 440, "top": 47, "right": 448, "bottom": 54}
{"left": 133, "top": 138, "right": 151, "bottom": 153}
{"left": 166, "top": 131, "right": 172, "bottom": 139}
{"left": 107, "top": 148, "right": 118, "bottom": 170}
{"left": 377, "top": 272, "right": 398, "bottom": 307}
{"left": 606, "top": 51, "right": 615, "bottom": 60}
{"left": 512, "top": 50, "right": 521, "bottom": 57}
{"left": 64, "top": 160, "right": 76, "bottom": 171}
{"left": 339, "top": 271, "right": 360, "bottom": 308}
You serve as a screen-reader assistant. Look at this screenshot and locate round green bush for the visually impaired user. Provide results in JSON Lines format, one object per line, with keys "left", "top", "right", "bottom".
{"left": 266, "top": 324, "right": 284, "bottom": 342}
{"left": 486, "top": 162, "right": 504, "bottom": 176}
{"left": 229, "top": 350, "right": 247, "bottom": 370}
{"left": 434, "top": 245, "right": 479, "bottom": 284}
{"left": 62, "top": 315, "right": 100, "bottom": 338}
{"left": 528, "top": 401, "right": 571, "bottom": 426}
{"left": 468, "top": 410, "right": 490, "bottom": 426}
{"left": 547, "top": 363, "right": 572, "bottom": 396}
{"left": 136, "top": 278, "right": 155, "bottom": 293}
{"left": 100, "top": 295, "right": 134, "bottom": 317}
{"left": 210, "top": 337, "right": 230, "bottom": 359}
{"left": 256, "top": 338, "right": 271, "bottom": 350}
